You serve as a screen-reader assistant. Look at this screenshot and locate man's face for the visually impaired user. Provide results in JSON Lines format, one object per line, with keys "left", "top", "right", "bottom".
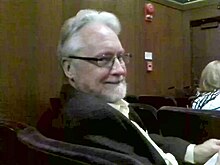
{"left": 66, "top": 23, "right": 127, "bottom": 102}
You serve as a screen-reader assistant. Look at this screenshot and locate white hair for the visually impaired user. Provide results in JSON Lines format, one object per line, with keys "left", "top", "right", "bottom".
{"left": 199, "top": 60, "right": 220, "bottom": 92}
{"left": 57, "top": 9, "right": 121, "bottom": 59}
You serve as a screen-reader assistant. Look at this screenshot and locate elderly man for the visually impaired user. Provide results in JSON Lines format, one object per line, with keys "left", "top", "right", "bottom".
{"left": 38, "top": 9, "right": 220, "bottom": 165}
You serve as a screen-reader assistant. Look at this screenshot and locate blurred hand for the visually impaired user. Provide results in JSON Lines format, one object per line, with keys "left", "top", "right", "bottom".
{"left": 194, "top": 139, "right": 220, "bottom": 164}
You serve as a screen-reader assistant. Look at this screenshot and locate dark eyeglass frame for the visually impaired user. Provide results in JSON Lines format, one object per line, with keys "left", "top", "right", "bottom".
{"left": 67, "top": 53, "right": 132, "bottom": 67}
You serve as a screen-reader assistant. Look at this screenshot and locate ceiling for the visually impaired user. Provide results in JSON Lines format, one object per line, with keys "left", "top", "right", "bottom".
{"left": 171, "top": 0, "right": 199, "bottom": 3}
{"left": 151, "top": 0, "right": 218, "bottom": 10}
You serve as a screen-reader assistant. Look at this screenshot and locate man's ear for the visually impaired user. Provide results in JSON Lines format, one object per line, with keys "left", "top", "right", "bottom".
{"left": 62, "top": 60, "right": 75, "bottom": 79}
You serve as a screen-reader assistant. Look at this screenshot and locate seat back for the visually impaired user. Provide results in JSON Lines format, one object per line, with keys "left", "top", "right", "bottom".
{"left": 19, "top": 127, "right": 148, "bottom": 165}
{"left": 129, "top": 103, "right": 160, "bottom": 134}
{"left": 0, "top": 118, "right": 146, "bottom": 165}
{"left": 138, "top": 95, "right": 177, "bottom": 109}
{"left": 157, "top": 106, "right": 220, "bottom": 143}
{"left": 0, "top": 119, "right": 98, "bottom": 165}
{"left": 37, "top": 97, "right": 64, "bottom": 141}
{"left": 0, "top": 119, "right": 27, "bottom": 165}
{"left": 175, "top": 97, "right": 192, "bottom": 107}
{"left": 124, "top": 95, "right": 139, "bottom": 103}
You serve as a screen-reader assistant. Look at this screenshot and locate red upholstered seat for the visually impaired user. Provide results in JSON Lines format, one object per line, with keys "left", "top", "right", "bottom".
{"left": 157, "top": 106, "right": 220, "bottom": 144}
{"left": 0, "top": 118, "right": 147, "bottom": 165}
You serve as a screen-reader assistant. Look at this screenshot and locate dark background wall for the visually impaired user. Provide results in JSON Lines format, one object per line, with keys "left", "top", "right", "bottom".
{"left": 0, "top": 0, "right": 219, "bottom": 125}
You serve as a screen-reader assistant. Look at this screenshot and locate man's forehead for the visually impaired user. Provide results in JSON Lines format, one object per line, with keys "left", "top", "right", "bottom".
{"left": 74, "top": 22, "right": 123, "bottom": 56}
{"left": 80, "top": 23, "right": 116, "bottom": 38}
{"left": 78, "top": 23, "right": 120, "bottom": 48}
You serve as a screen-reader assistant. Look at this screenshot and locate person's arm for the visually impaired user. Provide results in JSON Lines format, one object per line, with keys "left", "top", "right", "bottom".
{"left": 149, "top": 134, "right": 190, "bottom": 164}
{"left": 151, "top": 134, "right": 220, "bottom": 164}
{"left": 193, "top": 139, "right": 220, "bottom": 164}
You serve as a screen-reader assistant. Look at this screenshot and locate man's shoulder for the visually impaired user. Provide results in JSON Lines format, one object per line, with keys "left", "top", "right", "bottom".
{"left": 65, "top": 90, "right": 107, "bottom": 109}
{"left": 63, "top": 90, "right": 123, "bottom": 119}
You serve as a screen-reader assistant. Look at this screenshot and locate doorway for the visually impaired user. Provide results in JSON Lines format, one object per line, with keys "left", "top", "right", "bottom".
{"left": 190, "top": 16, "right": 220, "bottom": 89}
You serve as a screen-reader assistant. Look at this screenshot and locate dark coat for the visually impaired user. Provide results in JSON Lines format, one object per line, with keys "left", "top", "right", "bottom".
{"left": 59, "top": 87, "right": 190, "bottom": 165}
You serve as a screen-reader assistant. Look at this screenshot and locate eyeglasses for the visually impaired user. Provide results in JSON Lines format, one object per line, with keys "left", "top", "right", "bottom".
{"left": 67, "top": 53, "right": 132, "bottom": 67}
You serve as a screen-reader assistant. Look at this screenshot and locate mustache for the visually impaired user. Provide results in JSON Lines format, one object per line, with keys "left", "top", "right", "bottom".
{"left": 104, "top": 78, "right": 126, "bottom": 84}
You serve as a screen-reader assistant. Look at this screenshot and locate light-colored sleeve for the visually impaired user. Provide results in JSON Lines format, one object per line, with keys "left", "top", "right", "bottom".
{"left": 184, "top": 144, "right": 196, "bottom": 164}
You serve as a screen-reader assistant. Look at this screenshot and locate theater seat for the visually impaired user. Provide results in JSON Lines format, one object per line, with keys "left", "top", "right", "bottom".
{"left": 175, "top": 97, "right": 192, "bottom": 107}
{"left": 37, "top": 98, "right": 64, "bottom": 140}
{"left": 157, "top": 106, "right": 220, "bottom": 144}
{"left": 124, "top": 95, "right": 139, "bottom": 103}
{"left": 0, "top": 118, "right": 82, "bottom": 165}
{"left": 138, "top": 95, "right": 177, "bottom": 109}
{"left": 129, "top": 103, "right": 160, "bottom": 134}
{"left": 0, "top": 118, "right": 147, "bottom": 165}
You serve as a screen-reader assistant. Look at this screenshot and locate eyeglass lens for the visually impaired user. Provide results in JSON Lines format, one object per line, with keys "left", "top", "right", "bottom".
{"left": 97, "top": 53, "right": 131, "bottom": 67}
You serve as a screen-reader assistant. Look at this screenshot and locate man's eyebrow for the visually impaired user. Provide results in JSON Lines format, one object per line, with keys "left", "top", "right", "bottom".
{"left": 94, "top": 52, "right": 114, "bottom": 57}
{"left": 94, "top": 49, "right": 125, "bottom": 58}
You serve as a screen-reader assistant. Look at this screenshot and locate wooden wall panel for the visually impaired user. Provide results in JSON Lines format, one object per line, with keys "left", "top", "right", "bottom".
{"left": 0, "top": 0, "right": 63, "bottom": 125}
{"left": 138, "top": 2, "right": 185, "bottom": 96}
{"left": 35, "top": 0, "right": 63, "bottom": 124}
{"left": 182, "top": 2, "right": 220, "bottom": 90}
{"left": 0, "top": 0, "right": 37, "bottom": 122}
{"left": 0, "top": 0, "right": 145, "bottom": 125}
{"left": 1, "top": 0, "right": 217, "bottom": 125}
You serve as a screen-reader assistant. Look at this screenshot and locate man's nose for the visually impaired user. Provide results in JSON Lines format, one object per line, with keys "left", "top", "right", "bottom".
{"left": 110, "top": 58, "right": 127, "bottom": 76}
